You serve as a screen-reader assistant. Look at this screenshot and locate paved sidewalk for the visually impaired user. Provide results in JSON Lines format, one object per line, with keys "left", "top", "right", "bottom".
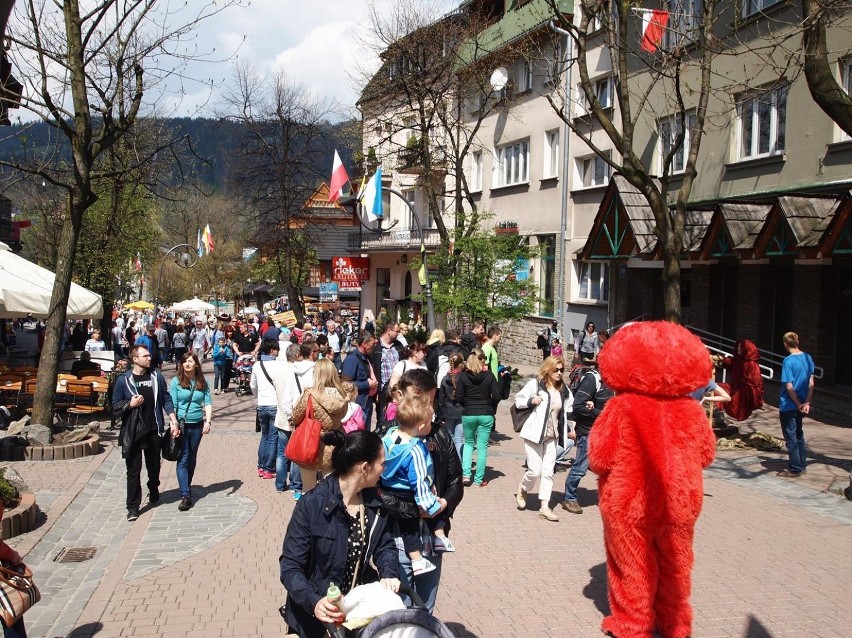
{"left": 2, "top": 359, "right": 849, "bottom": 637}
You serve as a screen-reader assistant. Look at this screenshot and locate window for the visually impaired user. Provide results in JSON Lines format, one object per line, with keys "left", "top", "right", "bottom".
{"left": 736, "top": 83, "right": 787, "bottom": 160}
{"left": 659, "top": 111, "right": 697, "bottom": 174}
{"left": 576, "top": 262, "right": 609, "bottom": 302}
{"left": 543, "top": 130, "right": 559, "bottom": 178}
{"left": 469, "top": 151, "right": 483, "bottom": 191}
{"left": 494, "top": 140, "right": 529, "bottom": 187}
{"left": 576, "top": 153, "right": 612, "bottom": 188}
{"left": 576, "top": 77, "right": 613, "bottom": 116}
{"left": 404, "top": 190, "right": 417, "bottom": 229}
{"left": 548, "top": 38, "right": 564, "bottom": 84}
{"left": 742, "top": 0, "right": 782, "bottom": 19}
{"left": 539, "top": 235, "right": 556, "bottom": 316}
{"left": 663, "top": 0, "right": 702, "bottom": 49}
{"left": 518, "top": 58, "right": 533, "bottom": 93}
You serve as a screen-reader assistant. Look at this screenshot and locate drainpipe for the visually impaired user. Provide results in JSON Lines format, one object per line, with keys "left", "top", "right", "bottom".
{"left": 550, "top": 18, "right": 573, "bottom": 344}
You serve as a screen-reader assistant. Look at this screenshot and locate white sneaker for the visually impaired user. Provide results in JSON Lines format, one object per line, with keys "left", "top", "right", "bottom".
{"left": 433, "top": 536, "right": 456, "bottom": 553}
{"left": 411, "top": 557, "right": 437, "bottom": 575}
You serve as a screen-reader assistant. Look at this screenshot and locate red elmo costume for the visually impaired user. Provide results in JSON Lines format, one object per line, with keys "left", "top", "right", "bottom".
{"left": 717, "top": 339, "right": 764, "bottom": 421}
{"left": 589, "top": 322, "right": 716, "bottom": 638}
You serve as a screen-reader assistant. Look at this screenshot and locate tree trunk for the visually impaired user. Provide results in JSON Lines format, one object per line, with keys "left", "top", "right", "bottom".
{"left": 802, "top": 0, "right": 852, "bottom": 137}
{"left": 31, "top": 195, "right": 84, "bottom": 425}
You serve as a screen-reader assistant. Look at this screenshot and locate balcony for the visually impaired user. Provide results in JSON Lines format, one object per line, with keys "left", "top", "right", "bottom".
{"left": 348, "top": 227, "right": 443, "bottom": 252}
{"left": 397, "top": 148, "right": 449, "bottom": 177}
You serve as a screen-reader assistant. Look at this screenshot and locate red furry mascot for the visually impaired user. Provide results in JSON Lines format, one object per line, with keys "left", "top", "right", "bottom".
{"left": 589, "top": 322, "right": 716, "bottom": 638}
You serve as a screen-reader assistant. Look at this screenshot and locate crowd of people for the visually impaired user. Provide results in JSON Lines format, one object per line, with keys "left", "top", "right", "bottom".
{"left": 99, "top": 306, "right": 821, "bottom": 638}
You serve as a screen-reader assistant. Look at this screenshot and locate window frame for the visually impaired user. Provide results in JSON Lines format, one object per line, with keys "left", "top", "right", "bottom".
{"left": 575, "top": 152, "right": 612, "bottom": 189}
{"left": 576, "top": 76, "right": 613, "bottom": 116}
{"left": 469, "top": 150, "right": 483, "bottom": 192}
{"left": 543, "top": 130, "right": 559, "bottom": 179}
{"left": 493, "top": 140, "right": 530, "bottom": 188}
{"left": 735, "top": 83, "right": 788, "bottom": 160}
{"left": 518, "top": 58, "right": 533, "bottom": 93}
{"left": 841, "top": 59, "right": 852, "bottom": 141}
{"left": 662, "top": 0, "right": 702, "bottom": 49}
{"left": 575, "top": 262, "right": 610, "bottom": 303}
{"left": 741, "top": 0, "right": 782, "bottom": 19}
{"left": 658, "top": 110, "right": 697, "bottom": 175}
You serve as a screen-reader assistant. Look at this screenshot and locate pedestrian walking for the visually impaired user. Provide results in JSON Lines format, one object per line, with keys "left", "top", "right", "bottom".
{"left": 456, "top": 352, "right": 500, "bottom": 487}
{"left": 777, "top": 332, "right": 815, "bottom": 478}
{"left": 515, "top": 356, "right": 573, "bottom": 521}
{"left": 169, "top": 353, "right": 213, "bottom": 511}
{"left": 112, "top": 345, "right": 177, "bottom": 521}
{"left": 251, "top": 339, "right": 284, "bottom": 481}
{"left": 574, "top": 321, "right": 599, "bottom": 363}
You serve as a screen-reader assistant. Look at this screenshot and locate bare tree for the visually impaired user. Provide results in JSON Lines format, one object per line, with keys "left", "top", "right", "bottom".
{"left": 0, "top": 0, "right": 244, "bottom": 426}
{"left": 541, "top": 0, "right": 719, "bottom": 323}
{"left": 802, "top": 0, "right": 852, "bottom": 136}
{"left": 220, "top": 63, "right": 337, "bottom": 321}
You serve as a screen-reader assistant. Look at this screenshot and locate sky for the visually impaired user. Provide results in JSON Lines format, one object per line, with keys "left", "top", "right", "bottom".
{"left": 164, "top": 0, "right": 461, "bottom": 120}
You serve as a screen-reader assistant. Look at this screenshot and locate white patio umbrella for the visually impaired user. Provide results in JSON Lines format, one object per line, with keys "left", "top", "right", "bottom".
{"left": 0, "top": 242, "right": 103, "bottom": 319}
{"left": 170, "top": 297, "right": 215, "bottom": 312}
{"left": 242, "top": 305, "right": 260, "bottom": 315}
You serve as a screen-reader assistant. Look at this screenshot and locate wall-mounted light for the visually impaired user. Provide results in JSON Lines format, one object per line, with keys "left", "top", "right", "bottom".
{"left": 401, "top": 254, "right": 408, "bottom": 264}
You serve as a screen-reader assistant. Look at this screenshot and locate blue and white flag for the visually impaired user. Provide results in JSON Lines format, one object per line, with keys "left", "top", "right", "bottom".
{"left": 196, "top": 228, "right": 203, "bottom": 256}
{"left": 359, "top": 167, "right": 383, "bottom": 223}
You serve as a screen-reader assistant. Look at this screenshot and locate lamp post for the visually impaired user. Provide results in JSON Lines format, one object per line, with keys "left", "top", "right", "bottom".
{"left": 154, "top": 243, "right": 198, "bottom": 317}
{"left": 384, "top": 187, "right": 435, "bottom": 333}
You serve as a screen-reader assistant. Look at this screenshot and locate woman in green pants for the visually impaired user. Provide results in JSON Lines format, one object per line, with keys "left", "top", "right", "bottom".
{"left": 456, "top": 351, "right": 501, "bottom": 486}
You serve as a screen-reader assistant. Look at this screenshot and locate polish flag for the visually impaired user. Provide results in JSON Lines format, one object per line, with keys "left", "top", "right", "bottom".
{"left": 328, "top": 150, "right": 349, "bottom": 203}
{"left": 641, "top": 9, "right": 669, "bottom": 53}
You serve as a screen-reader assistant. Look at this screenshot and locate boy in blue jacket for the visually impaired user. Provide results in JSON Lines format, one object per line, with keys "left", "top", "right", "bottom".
{"left": 380, "top": 395, "right": 453, "bottom": 575}
{"left": 211, "top": 336, "right": 234, "bottom": 395}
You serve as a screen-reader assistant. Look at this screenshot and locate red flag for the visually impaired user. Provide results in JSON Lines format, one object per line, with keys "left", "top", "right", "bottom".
{"left": 641, "top": 9, "right": 669, "bottom": 52}
{"left": 134, "top": 254, "right": 142, "bottom": 271}
{"left": 328, "top": 150, "right": 349, "bottom": 203}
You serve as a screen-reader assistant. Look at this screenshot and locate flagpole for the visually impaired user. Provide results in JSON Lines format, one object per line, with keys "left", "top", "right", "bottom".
{"left": 385, "top": 187, "right": 435, "bottom": 332}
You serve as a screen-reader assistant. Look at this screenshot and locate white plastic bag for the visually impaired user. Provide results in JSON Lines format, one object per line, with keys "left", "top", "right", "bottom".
{"left": 341, "top": 582, "right": 406, "bottom": 629}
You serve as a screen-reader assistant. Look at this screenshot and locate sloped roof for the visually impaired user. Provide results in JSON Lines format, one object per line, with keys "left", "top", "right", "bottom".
{"left": 683, "top": 209, "right": 714, "bottom": 253}
{"left": 718, "top": 203, "right": 771, "bottom": 250}
{"left": 612, "top": 175, "right": 658, "bottom": 254}
{"left": 776, "top": 196, "right": 842, "bottom": 248}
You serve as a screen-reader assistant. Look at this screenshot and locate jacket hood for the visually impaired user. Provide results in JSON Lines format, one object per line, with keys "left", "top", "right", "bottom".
{"left": 736, "top": 339, "right": 760, "bottom": 361}
{"left": 292, "top": 360, "right": 315, "bottom": 375}
{"left": 465, "top": 370, "right": 489, "bottom": 385}
{"left": 599, "top": 321, "right": 710, "bottom": 396}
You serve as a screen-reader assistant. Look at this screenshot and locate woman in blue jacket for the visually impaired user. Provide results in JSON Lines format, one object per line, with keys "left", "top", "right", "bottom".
{"left": 279, "top": 430, "right": 400, "bottom": 637}
{"left": 169, "top": 353, "right": 213, "bottom": 512}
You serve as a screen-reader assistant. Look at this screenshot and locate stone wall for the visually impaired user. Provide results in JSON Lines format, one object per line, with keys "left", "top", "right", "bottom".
{"left": 498, "top": 316, "right": 559, "bottom": 367}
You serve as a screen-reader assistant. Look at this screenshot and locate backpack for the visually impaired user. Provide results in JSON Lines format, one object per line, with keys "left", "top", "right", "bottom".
{"left": 436, "top": 352, "right": 450, "bottom": 387}
{"left": 497, "top": 364, "right": 512, "bottom": 400}
{"left": 568, "top": 364, "right": 601, "bottom": 393}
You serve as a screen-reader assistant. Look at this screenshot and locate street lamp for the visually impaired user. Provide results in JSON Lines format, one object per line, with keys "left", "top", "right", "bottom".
{"left": 154, "top": 243, "right": 198, "bottom": 317}
{"left": 384, "top": 187, "right": 436, "bottom": 333}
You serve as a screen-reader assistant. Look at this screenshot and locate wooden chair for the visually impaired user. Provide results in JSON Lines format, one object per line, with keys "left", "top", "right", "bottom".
{"left": 19, "top": 378, "right": 38, "bottom": 413}
{"left": 0, "top": 373, "right": 24, "bottom": 409}
{"left": 57, "top": 373, "right": 77, "bottom": 382}
{"left": 64, "top": 380, "right": 104, "bottom": 425}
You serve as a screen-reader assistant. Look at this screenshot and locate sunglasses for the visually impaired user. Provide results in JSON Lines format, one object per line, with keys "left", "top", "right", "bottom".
{"left": 554, "top": 368, "right": 564, "bottom": 373}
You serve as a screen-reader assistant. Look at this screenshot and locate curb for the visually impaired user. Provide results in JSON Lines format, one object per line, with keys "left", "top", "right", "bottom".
{"left": 1, "top": 490, "right": 37, "bottom": 540}
{"left": 0, "top": 434, "right": 100, "bottom": 462}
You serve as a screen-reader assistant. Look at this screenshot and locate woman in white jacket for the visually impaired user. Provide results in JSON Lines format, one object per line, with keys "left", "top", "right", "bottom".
{"left": 514, "top": 356, "right": 574, "bottom": 521}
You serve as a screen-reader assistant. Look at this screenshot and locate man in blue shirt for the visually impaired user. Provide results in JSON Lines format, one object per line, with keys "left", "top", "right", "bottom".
{"left": 777, "top": 332, "right": 815, "bottom": 478}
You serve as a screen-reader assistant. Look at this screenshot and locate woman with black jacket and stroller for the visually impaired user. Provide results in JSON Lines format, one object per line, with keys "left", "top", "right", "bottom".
{"left": 279, "top": 430, "right": 400, "bottom": 638}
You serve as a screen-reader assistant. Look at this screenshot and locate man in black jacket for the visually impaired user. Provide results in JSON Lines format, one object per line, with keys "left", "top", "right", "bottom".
{"left": 382, "top": 368, "right": 464, "bottom": 612}
{"left": 370, "top": 319, "right": 403, "bottom": 427}
{"left": 461, "top": 320, "right": 484, "bottom": 355}
{"left": 561, "top": 362, "right": 614, "bottom": 514}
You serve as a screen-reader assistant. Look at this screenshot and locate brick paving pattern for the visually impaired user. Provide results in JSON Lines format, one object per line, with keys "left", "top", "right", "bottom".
{"left": 2, "top": 359, "right": 849, "bottom": 637}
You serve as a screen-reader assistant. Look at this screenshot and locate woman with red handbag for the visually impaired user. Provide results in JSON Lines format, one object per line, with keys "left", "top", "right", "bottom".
{"left": 289, "top": 359, "right": 347, "bottom": 493}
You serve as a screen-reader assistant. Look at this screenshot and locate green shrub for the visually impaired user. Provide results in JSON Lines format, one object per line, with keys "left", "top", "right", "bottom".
{"left": 0, "top": 468, "right": 21, "bottom": 510}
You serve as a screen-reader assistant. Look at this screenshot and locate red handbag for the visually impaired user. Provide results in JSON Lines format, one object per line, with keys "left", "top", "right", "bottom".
{"left": 285, "top": 394, "right": 322, "bottom": 466}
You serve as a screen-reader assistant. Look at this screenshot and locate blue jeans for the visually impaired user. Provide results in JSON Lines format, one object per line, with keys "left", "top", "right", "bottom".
{"left": 256, "top": 407, "right": 277, "bottom": 472}
{"left": 213, "top": 363, "right": 227, "bottom": 391}
{"left": 563, "top": 433, "right": 589, "bottom": 502}
{"left": 361, "top": 398, "right": 374, "bottom": 433}
{"left": 446, "top": 418, "right": 463, "bottom": 460}
{"left": 176, "top": 423, "right": 204, "bottom": 498}
{"left": 3, "top": 617, "right": 27, "bottom": 638}
{"left": 275, "top": 429, "right": 291, "bottom": 491}
{"left": 397, "top": 546, "right": 443, "bottom": 613}
{"left": 780, "top": 410, "right": 807, "bottom": 473}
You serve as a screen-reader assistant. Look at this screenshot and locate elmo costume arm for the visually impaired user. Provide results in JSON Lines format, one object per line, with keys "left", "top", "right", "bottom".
{"left": 698, "top": 420, "right": 716, "bottom": 468}
{"left": 588, "top": 400, "right": 621, "bottom": 475}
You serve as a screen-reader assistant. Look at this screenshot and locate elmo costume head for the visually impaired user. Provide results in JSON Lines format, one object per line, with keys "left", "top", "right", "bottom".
{"left": 589, "top": 321, "right": 717, "bottom": 638}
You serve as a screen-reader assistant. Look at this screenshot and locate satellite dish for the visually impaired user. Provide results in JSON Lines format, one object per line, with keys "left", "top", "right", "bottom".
{"left": 490, "top": 67, "right": 509, "bottom": 92}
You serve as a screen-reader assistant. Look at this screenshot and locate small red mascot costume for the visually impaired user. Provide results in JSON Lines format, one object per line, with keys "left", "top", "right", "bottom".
{"left": 589, "top": 322, "right": 716, "bottom": 638}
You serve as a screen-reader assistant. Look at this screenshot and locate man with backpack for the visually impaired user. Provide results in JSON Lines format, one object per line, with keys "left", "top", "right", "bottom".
{"left": 561, "top": 359, "right": 614, "bottom": 514}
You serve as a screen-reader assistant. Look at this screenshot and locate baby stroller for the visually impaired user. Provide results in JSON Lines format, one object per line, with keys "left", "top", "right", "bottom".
{"left": 233, "top": 354, "right": 255, "bottom": 396}
{"left": 324, "top": 584, "right": 455, "bottom": 638}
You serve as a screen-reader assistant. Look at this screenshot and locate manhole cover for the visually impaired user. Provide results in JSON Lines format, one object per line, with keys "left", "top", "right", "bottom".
{"left": 54, "top": 547, "right": 97, "bottom": 563}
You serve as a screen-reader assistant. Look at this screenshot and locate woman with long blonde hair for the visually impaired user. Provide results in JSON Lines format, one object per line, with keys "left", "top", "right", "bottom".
{"left": 291, "top": 358, "right": 348, "bottom": 493}
{"left": 456, "top": 351, "right": 501, "bottom": 486}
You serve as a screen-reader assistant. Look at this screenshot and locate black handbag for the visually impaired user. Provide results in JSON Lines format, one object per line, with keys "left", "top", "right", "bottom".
{"left": 162, "top": 386, "right": 195, "bottom": 462}
{"left": 510, "top": 404, "right": 534, "bottom": 432}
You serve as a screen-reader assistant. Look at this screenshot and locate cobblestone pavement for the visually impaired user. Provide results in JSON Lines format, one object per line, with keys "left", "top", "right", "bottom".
{"left": 3, "top": 359, "right": 850, "bottom": 638}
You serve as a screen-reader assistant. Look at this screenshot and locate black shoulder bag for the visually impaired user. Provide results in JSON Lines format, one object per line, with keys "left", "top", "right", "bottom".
{"left": 163, "top": 384, "right": 195, "bottom": 462}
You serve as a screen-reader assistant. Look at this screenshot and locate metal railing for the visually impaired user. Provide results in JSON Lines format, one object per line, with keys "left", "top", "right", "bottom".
{"left": 686, "top": 325, "right": 824, "bottom": 381}
{"left": 348, "top": 228, "right": 442, "bottom": 251}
